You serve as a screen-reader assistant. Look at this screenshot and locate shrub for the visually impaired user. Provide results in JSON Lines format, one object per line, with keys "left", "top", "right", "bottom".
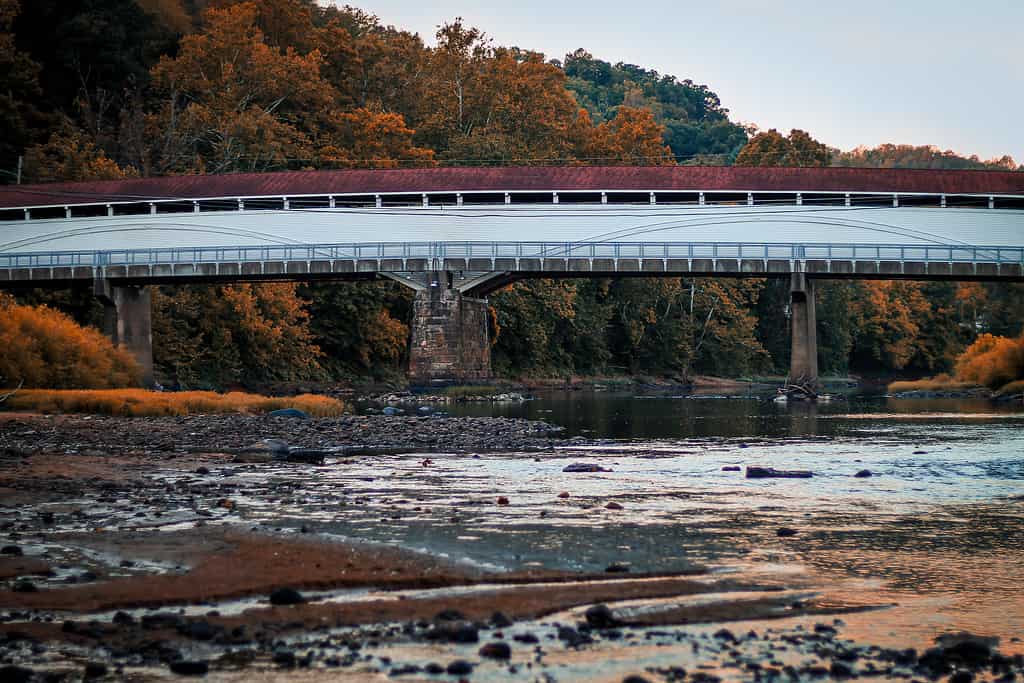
{"left": 4, "top": 389, "right": 345, "bottom": 417}
{"left": 955, "top": 333, "right": 1024, "bottom": 390}
{"left": 0, "top": 294, "right": 140, "bottom": 389}
{"left": 888, "top": 374, "right": 977, "bottom": 393}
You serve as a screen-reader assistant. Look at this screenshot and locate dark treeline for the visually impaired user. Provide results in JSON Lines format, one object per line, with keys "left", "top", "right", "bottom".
{"left": 2, "top": 0, "right": 1021, "bottom": 387}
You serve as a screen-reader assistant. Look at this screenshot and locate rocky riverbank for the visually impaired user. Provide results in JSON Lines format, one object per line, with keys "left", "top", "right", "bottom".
{"left": 0, "top": 412, "right": 573, "bottom": 459}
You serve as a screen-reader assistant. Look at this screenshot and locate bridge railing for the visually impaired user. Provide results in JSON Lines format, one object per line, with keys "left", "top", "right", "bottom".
{"left": 2, "top": 241, "right": 1023, "bottom": 269}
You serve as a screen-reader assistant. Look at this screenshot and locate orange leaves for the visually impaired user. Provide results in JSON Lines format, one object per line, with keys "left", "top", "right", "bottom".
{"left": 321, "top": 108, "right": 434, "bottom": 168}
{"left": 0, "top": 294, "right": 141, "bottom": 389}
{"left": 22, "top": 125, "right": 136, "bottom": 183}
{"left": 735, "top": 128, "right": 830, "bottom": 167}
{"left": 955, "top": 333, "right": 1024, "bottom": 390}
{"left": 586, "top": 107, "right": 674, "bottom": 165}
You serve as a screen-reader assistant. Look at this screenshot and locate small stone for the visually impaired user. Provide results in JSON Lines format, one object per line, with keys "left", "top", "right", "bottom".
{"left": 605, "top": 562, "right": 631, "bottom": 573}
{"left": 446, "top": 660, "right": 474, "bottom": 676}
{"left": 829, "top": 661, "right": 853, "bottom": 677}
{"left": 563, "top": 463, "right": 611, "bottom": 473}
{"left": 84, "top": 662, "right": 108, "bottom": 679}
{"left": 491, "top": 611, "right": 513, "bottom": 628}
{"left": 605, "top": 502, "right": 623, "bottom": 510}
{"left": 195, "top": 467, "right": 210, "bottom": 475}
{"left": 854, "top": 469, "right": 873, "bottom": 478}
{"left": 424, "top": 663, "right": 445, "bottom": 674}
{"left": 272, "top": 650, "right": 296, "bottom": 667}
{"left": 269, "top": 587, "right": 305, "bottom": 605}
{"left": 776, "top": 527, "right": 798, "bottom": 537}
{"left": 722, "top": 466, "right": 741, "bottom": 471}
{"left": 12, "top": 579, "right": 37, "bottom": 592}
{"left": 950, "top": 672, "right": 974, "bottom": 683}
{"left": 269, "top": 408, "right": 310, "bottom": 419}
{"left": 513, "top": 632, "right": 539, "bottom": 644}
{"left": 557, "top": 491, "right": 570, "bottom": 498}
{"left": 479, "top": 641, "right": 512, "bottom": 660}
{"left": 169, "top": 660, "right": 210, "bottom": 676}
{"left": 434, "top": 608, "right": 466, "bottom": 621}
{"left": 585, "top": 604, "right": 619, "bottom": 628}
{"left": 497, "top": 496, "right": 510, "bottom": 505}
{"left": 623, "top": 676, "right": 652, "bottom": 683}
{"left": 1, "top": 545, "right": 23, "bottom": 556}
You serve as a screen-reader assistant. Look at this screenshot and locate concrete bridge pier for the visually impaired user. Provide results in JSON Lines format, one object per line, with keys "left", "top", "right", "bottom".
{"left": 408, "top": 272, "right": 492, "bottom": 384}
{"left": 788, "top": 272, "right": 818, "bottom": 388}
{"left": 94, "top": 279, "right": 154, "bottom": 386}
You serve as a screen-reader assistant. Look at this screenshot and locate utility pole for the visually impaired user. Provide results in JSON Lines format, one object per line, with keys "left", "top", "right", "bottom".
{"left": 16, "top": 155, "right": 22, "bottom": 184}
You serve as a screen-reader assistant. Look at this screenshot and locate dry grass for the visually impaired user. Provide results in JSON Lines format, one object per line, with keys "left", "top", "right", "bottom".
{"left": 4, "top": 389, "right": 345, "bottom": 417}
{"left": 888, "top": 374, "right": 979, "bottom": 394}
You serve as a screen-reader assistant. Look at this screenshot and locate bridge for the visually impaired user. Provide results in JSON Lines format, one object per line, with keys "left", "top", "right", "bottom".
{"left": 2, "top": 166, "right": 1023, "bottom": 387}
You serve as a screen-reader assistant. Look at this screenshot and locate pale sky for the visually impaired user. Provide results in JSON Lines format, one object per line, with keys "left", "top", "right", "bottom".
{"left": 327, "top": 0, "right": 1024, "bottom": 162}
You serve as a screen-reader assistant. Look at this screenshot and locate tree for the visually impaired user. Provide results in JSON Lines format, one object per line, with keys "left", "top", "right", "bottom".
{"left": 22, "top": 123, "right": 136, "bottom": 182}
{"left": 0, "top": 0, "right": 45, "bottom": 173}
{"left": 148, "top": 2, "right": 335, "bottom": 174}
{"left": 152, "top": 283, "right": 322, "bottom": 388}
{"left": 734, "top": 128, "right": 830, "bottom": 167}
{"left": 586, "top": 106, "right": 675, "bottom": 165}
{"left": 320, "top": 108, "right": 434, "bottom": 168}
{"left": 0, "top": 293, "right": 140, "bottom": 388}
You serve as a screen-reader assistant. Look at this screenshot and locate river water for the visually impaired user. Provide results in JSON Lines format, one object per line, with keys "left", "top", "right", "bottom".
{"left": 323, "top": 391, "right": 1024, "bottom": 654}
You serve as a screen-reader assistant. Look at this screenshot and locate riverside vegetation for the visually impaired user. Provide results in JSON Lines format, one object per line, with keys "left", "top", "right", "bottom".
{"left": 1, "top": 0, "right": 1023, "bottom": 391}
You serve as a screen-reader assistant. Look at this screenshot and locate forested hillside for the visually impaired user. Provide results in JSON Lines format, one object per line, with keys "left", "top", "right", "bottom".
{"left": 2, "top": 0, "right": 1021, "bottom": 388}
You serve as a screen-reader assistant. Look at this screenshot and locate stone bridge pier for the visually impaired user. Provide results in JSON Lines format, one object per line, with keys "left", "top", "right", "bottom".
{"left": 94, "top": 279, "right": 154, "bottom": 387}
{"left": 788, "top": 271, "right": 818, "bottom": 388}
{"left": 407, "top": 272, "right": 492, "bottom": 384}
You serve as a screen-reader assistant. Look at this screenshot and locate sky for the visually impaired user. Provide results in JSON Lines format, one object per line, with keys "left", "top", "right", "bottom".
{"left": 329, "top": 0, "right": 1024, "bottom": 162}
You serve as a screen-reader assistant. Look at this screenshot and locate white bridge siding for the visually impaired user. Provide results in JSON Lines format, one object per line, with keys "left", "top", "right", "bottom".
{"left": 2, "top": 203, "right": 1024, "bottom": 285}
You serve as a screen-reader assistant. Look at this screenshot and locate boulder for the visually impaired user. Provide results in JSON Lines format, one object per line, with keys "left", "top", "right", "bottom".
{"left": 746, "top": 466, "right": 812, "bottom": 479}
{"left": 563, "top": 463, "right": 612, "bottom": 473}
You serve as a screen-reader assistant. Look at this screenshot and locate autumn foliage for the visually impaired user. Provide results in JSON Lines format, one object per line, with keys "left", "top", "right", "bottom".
{"left": 0, "top": 294, "right": 140, "bottom": 389}
{"left": 954, "top": 334, "right": 1024, "bottom": 391}
{"left": 6, "top": 389, "right": 344, "bottom": 417}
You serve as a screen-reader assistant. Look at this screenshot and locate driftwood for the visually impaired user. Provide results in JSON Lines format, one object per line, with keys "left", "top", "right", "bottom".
{"left": 777, "top": 380, "right": 818, "bottom": 400}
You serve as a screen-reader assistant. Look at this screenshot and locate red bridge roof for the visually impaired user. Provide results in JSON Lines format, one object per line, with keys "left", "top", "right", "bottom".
{"left": 2, "top": 166, "right": 1023, "bottom": 208}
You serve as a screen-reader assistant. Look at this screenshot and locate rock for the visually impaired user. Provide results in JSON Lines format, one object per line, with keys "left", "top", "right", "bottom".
{"left": 427, "top": 622, "right": 479, "bottom": 644}
{"left": 558, "top": 626, "right": 592, "bottom": 647}
{"left": 0, "top": 666, "right": 33, "bottom": 683}
{"left": 605, "top": 562, "right": 631, "bottom": 573}
{"left": 382, "top": 407, "right": 401, "bottom": 416}
{"left": 446, "top": 660, "right": 474, "bottom": 676}
{"left": 854, "top": 469, "right": 873, "bottom": 478}
{"left": 585, "top": 604, "right": 620, "bottom": 629}
{"left": 283, "top": 449, "right": 326, "bottom": 465}
{"left": 232, "top": 452, "right": 274, "bottom": 464}
{"left": 169, "top": 660, "right": 210, "bottom": 676}
{"left": 777, "top": 527, "right": 798, "bottom": 537}
{"left": 950, "top": 672, "right": 974, "bottom": 683}
{"left": 490, "top": 611, "right": 513, "bottom": 628}
{"left": 424, "top": 663, "right": 445, "bottom": 674}
{"left": 513, "top": 632, "right": 539, "bottom": 644}
{"left": 269, "top": 408, "right": 310, "bottom": 419}
{"left": 746, "top": 466, "right": 813, "bottom": 479}
{"left": 722, "top": 466, "right": 741, "bottom": 471}
{"left": 434, "top": 608, "right": 466, "bottom": 621}
{"left": 1, "top": 545, "right": 23, "bottom": 556}
{"left": 623, "top": 676, "right": 652, "bottom": 683}
{"left": 557, "top": 491, "right": 570, "bottom": 498}
{"left": 605, "top": 502, "right": 623, "bottom": 510}
{"left": 563, "top": 463, "right": 612, "bottom": 473}
{"left": 112, "top": 611, "right": 135, "bottom": 626}
{"left": 479, "top": 641, "right": 512, "bottom": 660}
{"left": 84, "top": 661, "right": 108, "bottom": 679}
{"left": 497, "top": 496, "right": 510, "bottom": 505}
{"left": 829, "top": 662, "right": 853, "bottom": 677}
{"left": 247, "top": 438, "right": 289, "bottom": 454}
{"left": 11, "top": 579, "right": 37, "bottom": 592}
{"left": 141, "top": 613, "right": 184, "bottom": 630}
{"left": 269, "top": 587, "right": 305, "bottom": 605}
{"left": 714, "top": 628, "right": 738, "bottom": 643}
{"left": 182, "top": 620, "right": 216, "bottom": 640}
{"left": 919, "top": 632, "right": 999, "bottom": 673}
{"left": 272, "top": 650, "right": 296, "bottom": 668}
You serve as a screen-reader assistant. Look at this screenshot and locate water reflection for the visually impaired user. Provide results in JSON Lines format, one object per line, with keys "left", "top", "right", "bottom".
{"left": 443, "top": 390, "right": 1024, "bottom": 440}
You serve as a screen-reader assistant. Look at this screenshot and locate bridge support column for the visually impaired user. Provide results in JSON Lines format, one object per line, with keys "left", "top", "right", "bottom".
{"left": 408, "top": 272, "right": 491, "bottom": 384}
{"left": 95, "top": 280, "right": 154, "bottom": 387}
{"left": 789, "top": 272, "right": 818, "bottom": 388}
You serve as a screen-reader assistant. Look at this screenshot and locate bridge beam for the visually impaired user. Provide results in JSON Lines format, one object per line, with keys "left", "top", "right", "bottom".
{"left": 789, "top": 272, "right": 818, "bottom": 388}
{"left": 94, "top": 280, "right": 154, "bottom": 387}
{"left": 408, "top": 272, "right": 491, "bottom": 384}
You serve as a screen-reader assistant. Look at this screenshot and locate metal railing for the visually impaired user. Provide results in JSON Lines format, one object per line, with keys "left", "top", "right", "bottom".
{"left": 2, "top": 241, "right": 1022, "bottom": 269}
